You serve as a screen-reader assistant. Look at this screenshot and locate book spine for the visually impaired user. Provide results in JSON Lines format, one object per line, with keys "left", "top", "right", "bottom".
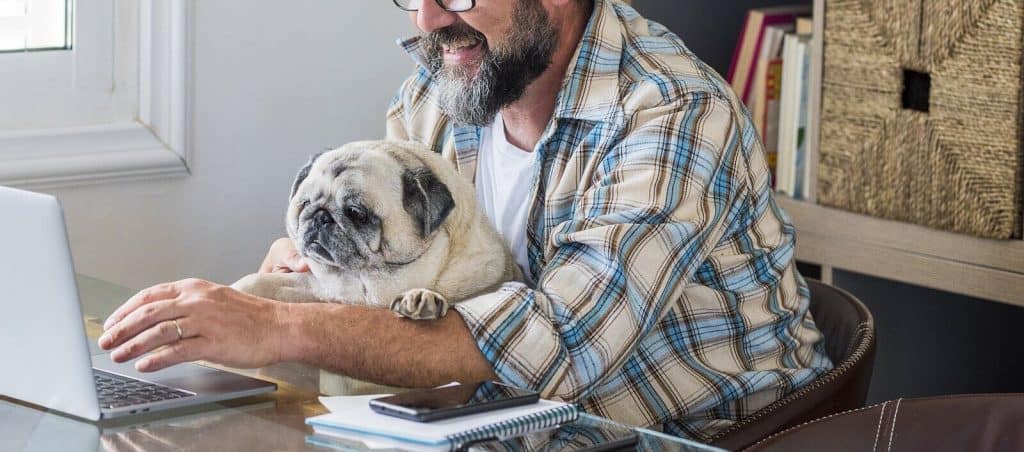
{"left": 741, "top": 19, "right": 767, "bottom": 104}
{"left": 445, "top": 405, "right": 579, "bottom": 451}
{"left": 727, "top": 10, "right": 752, "bottom": 83}
{"left": 742, "top": 14, "right": 799, "bottom": 104}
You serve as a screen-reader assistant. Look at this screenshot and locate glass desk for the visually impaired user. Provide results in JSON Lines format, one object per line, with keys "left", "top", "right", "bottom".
{"left": 0, "top": 275, "right": 723, "bottom": 452}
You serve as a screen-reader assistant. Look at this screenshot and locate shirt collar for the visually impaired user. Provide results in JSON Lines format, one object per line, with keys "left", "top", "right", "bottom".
{"left": 396, "top": 0, "right": 624, "bottom": 125}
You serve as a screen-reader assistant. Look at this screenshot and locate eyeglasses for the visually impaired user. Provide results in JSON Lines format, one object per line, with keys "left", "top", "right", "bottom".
{"left": 393, "top": 0, "right": 476, "bottom": 13}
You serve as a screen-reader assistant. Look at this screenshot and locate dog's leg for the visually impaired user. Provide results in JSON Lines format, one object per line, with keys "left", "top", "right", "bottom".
{"left": 390, "top": 289, "right": 449, "bottom": 320}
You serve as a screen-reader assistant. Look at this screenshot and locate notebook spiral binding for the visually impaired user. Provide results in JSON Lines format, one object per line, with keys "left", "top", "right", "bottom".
{"left": 447, "top": 404, "right": 579, "bottom": 450}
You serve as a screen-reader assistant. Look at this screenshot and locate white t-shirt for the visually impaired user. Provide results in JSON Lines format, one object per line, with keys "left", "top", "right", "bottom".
{"left": 476, "top": 112, "right": 538, "bottom": 285}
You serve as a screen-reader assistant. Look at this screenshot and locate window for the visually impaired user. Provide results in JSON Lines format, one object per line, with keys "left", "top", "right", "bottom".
{"left": 0, "top": 0, "right": 191, "bottom": 189}
{"left": 0, "top": 0, "right": 70, "bottom": 52}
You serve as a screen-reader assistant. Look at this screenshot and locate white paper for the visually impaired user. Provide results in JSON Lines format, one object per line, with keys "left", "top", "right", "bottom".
{"left": 309, "top": 395, "right": 572, "bottom": 445}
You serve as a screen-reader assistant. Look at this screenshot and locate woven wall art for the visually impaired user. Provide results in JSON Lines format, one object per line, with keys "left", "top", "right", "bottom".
{"left": 818, "top": 0, "right": 1024, "bottom": 239}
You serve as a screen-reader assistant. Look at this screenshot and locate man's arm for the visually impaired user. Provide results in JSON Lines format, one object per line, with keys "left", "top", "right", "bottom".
{"left": 280, "top": 302, "right": 498, "bottom": 387}
{"left": 99, "top": 278, "right": 496, "bottom": 387}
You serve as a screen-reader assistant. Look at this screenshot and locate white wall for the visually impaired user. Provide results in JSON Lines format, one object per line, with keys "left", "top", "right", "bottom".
{"left": 40, "top": 1, "right": 416, "bottom": 290}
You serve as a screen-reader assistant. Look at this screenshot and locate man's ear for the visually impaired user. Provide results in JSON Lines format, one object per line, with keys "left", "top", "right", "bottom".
{"left": 290, "top": 152, "right": 325, "bottom": 199}
{"left": 402, "top": 167, "right": 455, "bottom": 237}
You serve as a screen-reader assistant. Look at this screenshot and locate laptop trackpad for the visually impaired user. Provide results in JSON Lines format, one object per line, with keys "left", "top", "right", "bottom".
{"left": 87, "top": 338, "right": 107, "bottom": 356}
{"left": 91, "top": 352, "right": 263, "bottom": 396}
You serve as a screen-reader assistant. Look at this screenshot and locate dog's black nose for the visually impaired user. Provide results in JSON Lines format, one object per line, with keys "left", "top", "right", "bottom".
{"left": 312, "top": 208, "right": 333, "bottom": 227}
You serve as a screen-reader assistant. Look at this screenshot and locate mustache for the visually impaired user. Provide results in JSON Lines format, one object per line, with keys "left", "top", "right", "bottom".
{"left": 422, "top": 22, "right": 487, "bottom": 51}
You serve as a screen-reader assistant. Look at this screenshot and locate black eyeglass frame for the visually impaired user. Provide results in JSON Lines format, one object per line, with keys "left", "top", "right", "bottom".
{"left": 393, "top": 0, "right": 477, "bottom": 13}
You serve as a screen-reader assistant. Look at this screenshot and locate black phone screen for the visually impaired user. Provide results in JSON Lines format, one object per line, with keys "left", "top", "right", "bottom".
{"left": 369, "top": 381, "right": 539, "bottom": 421}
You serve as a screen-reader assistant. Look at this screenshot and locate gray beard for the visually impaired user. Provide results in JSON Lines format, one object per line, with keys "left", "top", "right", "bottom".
{"left": 426, "top": 0, "right": 558, "bottom": 127}
{"left": 434, "top": 61, "right": 503, "bottom": 126}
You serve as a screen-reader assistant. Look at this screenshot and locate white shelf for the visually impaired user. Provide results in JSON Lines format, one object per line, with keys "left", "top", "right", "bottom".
{"left": 780, "top": 196, "right": 1024, "bottom": 307}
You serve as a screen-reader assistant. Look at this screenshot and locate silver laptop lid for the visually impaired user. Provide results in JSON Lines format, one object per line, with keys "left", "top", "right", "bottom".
{"left": 0, "top": 186, "right": 101, "bottom": 421}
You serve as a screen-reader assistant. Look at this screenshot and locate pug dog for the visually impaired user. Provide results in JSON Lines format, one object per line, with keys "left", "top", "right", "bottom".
{"left": 231, "top": 140, "right": 522, "bottom": 320}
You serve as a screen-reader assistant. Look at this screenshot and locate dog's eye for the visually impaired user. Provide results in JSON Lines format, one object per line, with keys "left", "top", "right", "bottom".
{"left": 344, "top": 206, "right": 369, "bottom": 225}
{"left": 299, "top": 200, "right": 311, "bottom": 214}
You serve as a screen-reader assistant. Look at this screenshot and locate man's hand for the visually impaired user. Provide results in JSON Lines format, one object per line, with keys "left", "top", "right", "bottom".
{"left": 259, "top": 237, "right": 310, "bottom": 274}
{"left": 98, "top": 278, "right": 285, "bottom": 372}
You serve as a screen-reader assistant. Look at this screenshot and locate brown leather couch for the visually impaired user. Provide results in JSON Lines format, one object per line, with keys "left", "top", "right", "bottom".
{"left": 744, "top": 394, "right": 1024, "bottom": 452}
{"left": 708, "top": 279, "right": 877, "bottom": 450}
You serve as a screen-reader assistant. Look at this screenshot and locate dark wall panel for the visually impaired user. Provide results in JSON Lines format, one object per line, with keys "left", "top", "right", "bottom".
{"left": 630, "top": 0, "right": 809, "bottom": 77}
{"left": 832, "top": 270, "right": 1024, "bottom": 403}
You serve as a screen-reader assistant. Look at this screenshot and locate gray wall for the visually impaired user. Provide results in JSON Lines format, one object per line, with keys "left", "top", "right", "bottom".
{"left": 630, "top": 0, "right": 1024, "bottom": 403}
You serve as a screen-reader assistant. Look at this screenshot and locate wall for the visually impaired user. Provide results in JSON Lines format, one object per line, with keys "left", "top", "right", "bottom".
{"left": 39, "top": 1, "right": 415, "bottom": 290}
{"left": 630, "top": 0, "right": 1024, "bottom": 403}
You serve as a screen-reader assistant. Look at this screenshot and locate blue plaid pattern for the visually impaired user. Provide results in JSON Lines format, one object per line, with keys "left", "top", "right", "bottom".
{"left": 386, "top": 0, "right": 832, "bottom": 441}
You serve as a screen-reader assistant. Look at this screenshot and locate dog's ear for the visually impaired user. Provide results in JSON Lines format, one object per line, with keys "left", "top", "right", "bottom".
{"left": 291, "top": 152, "right": 325, "bottom": 199}
{"left": 402, "top": 167, "right": 455, "bottom": 238}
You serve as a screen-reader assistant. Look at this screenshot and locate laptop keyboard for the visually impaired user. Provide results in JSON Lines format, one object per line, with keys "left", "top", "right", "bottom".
{"left": 93, "top": 369, "right": 195, "bottom": 409}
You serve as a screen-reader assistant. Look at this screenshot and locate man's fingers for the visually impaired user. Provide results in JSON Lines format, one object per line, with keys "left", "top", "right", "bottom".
{"left": 99, "top": 299, "right": 187, "bottom": 350}
{"left": 104, "top": 282, "right": 180, "bottom": 330}
{"left": 285, "top": 253, "right": 310, "bottom": 273}
{"left": 259, "top": 238, "right": 310, "bottom": 273}
{"left": 110, "top": 318, "right": 189, "bottom": 363}
{"left": 135, "top": 337, "right": 207, "bottom": 372}
{"left": 258, "top": 256, "right": 276, "bottom": 274}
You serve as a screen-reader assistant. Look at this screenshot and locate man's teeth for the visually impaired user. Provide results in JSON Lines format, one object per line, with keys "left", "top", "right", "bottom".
{"left": 445, "top": 38, "right": 480, "bottom": 52}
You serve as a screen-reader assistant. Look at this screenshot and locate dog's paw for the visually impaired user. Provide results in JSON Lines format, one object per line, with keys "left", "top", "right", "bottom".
{"left": 390, "top": 289, "right": 449, "bottom": 320}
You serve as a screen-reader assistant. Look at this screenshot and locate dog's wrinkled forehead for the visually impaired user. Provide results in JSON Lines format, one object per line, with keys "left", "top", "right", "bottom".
{"left": 292, "top": 145, "right": 403, "bottom": 203}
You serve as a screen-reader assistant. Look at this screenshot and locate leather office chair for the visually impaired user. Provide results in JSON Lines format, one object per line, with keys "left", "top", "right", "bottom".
{"left": 707, "top": 279, "right": 877, "bottom": 451}
{"left": 744, "top": 394, "right": 1024, "bottom": 452}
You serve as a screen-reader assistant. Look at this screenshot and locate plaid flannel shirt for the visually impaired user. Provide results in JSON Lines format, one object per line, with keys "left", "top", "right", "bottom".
{"left": 385, "top": 0, "right": 832, "bottom": 441}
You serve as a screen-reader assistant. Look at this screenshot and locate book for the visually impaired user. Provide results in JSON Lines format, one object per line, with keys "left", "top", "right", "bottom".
{"left": 776, "top": 33, "right": 812, "bottom": 198}
{"left": 751, "top": 23, "right": 792, "bottom": 185}
{"left": 307, "top": 395, "right": 578, "bottom": 451}
{"left": 776, "top": 34, "right": 799, "bottom": 196}
{"left": 762, "top": 37, "right": 785, "bottom": 152}
{"left": 727, "top": 5, "right": 813, "bottom": 104}
{"left": 794, "top": 34, "right": 812, "bottom": 199}
{"left": 795, "top": 16, "right": 814, "bottom": 35}
{"left": 752, "top": 24, "right": 793, "bottom": 136}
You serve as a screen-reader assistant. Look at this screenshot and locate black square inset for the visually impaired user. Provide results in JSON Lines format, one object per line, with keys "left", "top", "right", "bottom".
{"left": 902, "top": 69, "right": 931, "bottom": 112}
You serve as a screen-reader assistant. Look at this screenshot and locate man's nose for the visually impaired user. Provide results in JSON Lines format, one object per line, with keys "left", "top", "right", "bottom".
{"left": 416, "top": 0, "right": 457, "bottom": 33}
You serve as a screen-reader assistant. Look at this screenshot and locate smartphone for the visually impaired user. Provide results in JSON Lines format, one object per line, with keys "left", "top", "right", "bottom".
{"left": 368, "top": 381, "right": 540, "bottom": 422}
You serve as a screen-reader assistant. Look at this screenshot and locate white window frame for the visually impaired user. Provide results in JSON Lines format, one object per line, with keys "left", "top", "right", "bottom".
{"left": 0, "top": 0, "right": 191, "bottom": 189}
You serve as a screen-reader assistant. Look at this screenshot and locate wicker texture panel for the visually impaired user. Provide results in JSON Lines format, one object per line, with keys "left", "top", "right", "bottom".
{"left": 819, "top": 0, "right": 1024, "bottom": 239}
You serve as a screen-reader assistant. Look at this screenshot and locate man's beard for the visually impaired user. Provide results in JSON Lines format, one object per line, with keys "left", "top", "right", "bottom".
{"left": 422, "top": 0, "right": 559, "bottom": 126}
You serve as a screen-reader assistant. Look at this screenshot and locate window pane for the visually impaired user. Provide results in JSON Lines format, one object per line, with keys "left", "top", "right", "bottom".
{"left": 0, "top": 0, "right": 69, "bottom": 52}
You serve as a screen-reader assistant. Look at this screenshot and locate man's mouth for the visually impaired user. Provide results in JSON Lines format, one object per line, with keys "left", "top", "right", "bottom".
{"left": 442, "top": 36, "right": 484, "bottom": 65}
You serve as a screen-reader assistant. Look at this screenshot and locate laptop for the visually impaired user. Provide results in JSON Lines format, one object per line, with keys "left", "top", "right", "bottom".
{"left": 0, "top": 394, "right": 278, "bottom": 451}
{"left": 0, "top": 185, "right": 277, "bottom": 421}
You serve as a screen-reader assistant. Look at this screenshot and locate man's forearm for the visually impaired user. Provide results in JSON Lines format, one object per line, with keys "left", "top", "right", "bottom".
{"left": 276, "top": 302, "right": 498, "bottom": 388}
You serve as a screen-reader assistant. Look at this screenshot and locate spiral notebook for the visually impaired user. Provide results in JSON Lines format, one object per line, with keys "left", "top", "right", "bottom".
{"left": 306, "top": 394, "right": 578, "bottom": 451}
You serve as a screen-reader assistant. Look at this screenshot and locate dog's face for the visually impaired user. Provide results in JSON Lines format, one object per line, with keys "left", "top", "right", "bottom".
{"left": 286, "top": 141, "right": 455, "bottom": 272}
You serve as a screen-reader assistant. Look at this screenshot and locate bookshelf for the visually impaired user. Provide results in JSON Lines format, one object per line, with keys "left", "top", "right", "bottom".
{"left": 779, "top": 0, "right": 1024, "bottom": 307}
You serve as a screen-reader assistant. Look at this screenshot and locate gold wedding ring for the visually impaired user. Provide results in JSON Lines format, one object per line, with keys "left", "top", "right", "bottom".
{"left": 172, "top": 319, "right": 184, "bottom": 341}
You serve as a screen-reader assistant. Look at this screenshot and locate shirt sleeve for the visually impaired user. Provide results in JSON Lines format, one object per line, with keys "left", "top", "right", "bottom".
{"left": 385, "top": 68, "right": 450, "bottom": 152}
{"left": 385, "top": 75, "right": 414, "bottom": 142}
{"left": 452, "top": 94, "right": 751, "bottom": 403}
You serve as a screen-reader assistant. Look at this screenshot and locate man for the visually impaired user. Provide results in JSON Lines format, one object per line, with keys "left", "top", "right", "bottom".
{"left": 99, "top": 0, "right": 832, "bottom": 441}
